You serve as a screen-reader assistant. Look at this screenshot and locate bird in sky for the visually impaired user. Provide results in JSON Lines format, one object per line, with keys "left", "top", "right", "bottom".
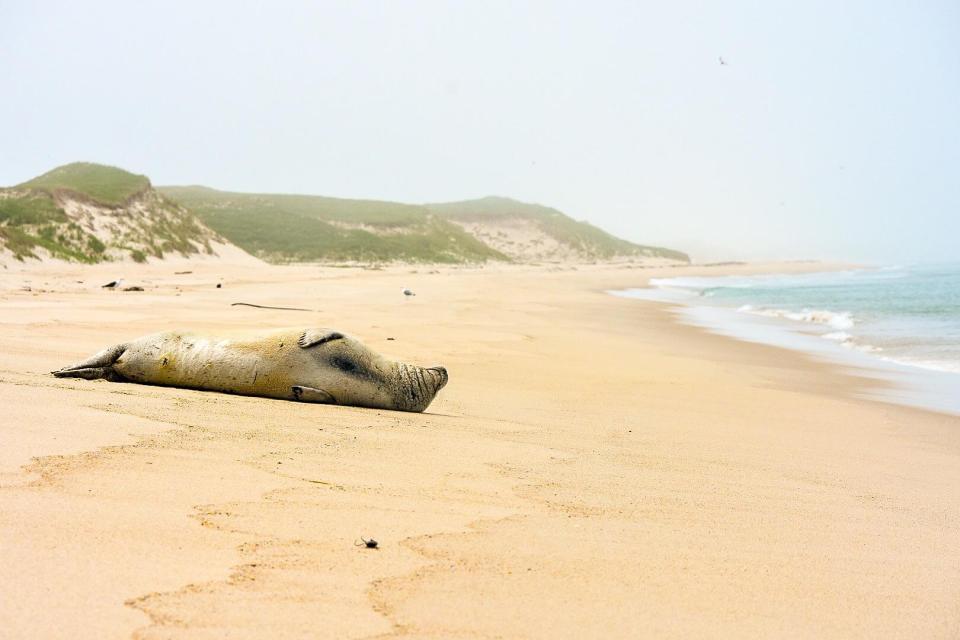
{"left": 719, "top": 56, "right": 728, "bottom": 66}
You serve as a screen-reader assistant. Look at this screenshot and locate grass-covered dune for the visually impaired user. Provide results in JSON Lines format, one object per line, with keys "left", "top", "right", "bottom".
{"left": 1, "top": 163, "right": 219, "bottom": 263}
{"left": 427, "top": 196, "right": 690, "bottom": 263}
{"left": 0, "top": 189, "right": 108, "bottom": 263}
{"left": 160, "top": 188, "right": 689, "bottom": 265}
{"left": 159, "top": 186, "right": 508, "bottom": 264}
{"left": 2, "top": 161, "right": 689, "bottom": 266}
{"left": 18, "top": 162, "right": 151, "bottom": 206}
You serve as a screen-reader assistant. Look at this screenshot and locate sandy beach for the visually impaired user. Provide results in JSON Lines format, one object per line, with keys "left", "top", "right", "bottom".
{"left": 2, "top": 260, "right": 958, "bottom": 639}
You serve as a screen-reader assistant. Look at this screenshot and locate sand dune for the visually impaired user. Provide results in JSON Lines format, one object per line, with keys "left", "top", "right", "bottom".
{"left": 1, "top": 261, "right": 958, "bottom": 639}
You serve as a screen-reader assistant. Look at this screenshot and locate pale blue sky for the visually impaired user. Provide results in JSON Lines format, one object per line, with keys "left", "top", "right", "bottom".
{"left": 1, "top": 1, "right": 957, "bottom": 262}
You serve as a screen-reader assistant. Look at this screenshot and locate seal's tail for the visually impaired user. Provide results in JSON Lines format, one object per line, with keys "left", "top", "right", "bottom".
{"left": 52, "top": 343, "right": 127, "bottom": 381}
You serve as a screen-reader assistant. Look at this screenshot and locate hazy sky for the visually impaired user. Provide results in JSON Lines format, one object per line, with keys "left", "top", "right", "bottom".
{"left": 2, "top": 1, "right": 957, "bottom": 262}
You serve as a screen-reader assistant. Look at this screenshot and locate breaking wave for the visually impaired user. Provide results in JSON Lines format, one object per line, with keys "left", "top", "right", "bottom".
{"left": 736, "top": 305, "right": 855, "bottom": 330}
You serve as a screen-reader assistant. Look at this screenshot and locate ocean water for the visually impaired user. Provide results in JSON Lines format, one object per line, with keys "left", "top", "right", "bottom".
{"left": 612, "top": 264, "right": 960, "bottom": 415}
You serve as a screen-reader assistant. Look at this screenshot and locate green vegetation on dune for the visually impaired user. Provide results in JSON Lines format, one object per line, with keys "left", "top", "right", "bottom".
{"left": 2, "top": 161, "right": 689, "bottom": 265}
{"left": 19, "top": 162, "right": 150, "bottom": 206}
{"left": 0, "top": 191, "right": 68, "bottom": 225}
{"left": 115, "top": 194, "right": 216, "bottom": 261}
{"left": 160, "top": 186, "right": 508, "bottom": 263}
{"left": 0, "top": 194, "right": 107, "bottom": 262}
{"left": 1, "top": 163, "right": 218, "bottom": 263}
{"left": 427, "top": 196, "right": 690, "bottom": 262}
{"left": 160, "top": 187, "right": 688, "bottom": 264}
{"left": 162, "top": 187, "right": 428, "bottom": 226}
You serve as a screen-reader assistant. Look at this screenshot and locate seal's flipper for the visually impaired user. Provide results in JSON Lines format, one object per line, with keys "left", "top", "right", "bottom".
{"left": 53, "top": 344, "right": 127, "bottom": 379}
{"left": 291, "top": 385, "right": 335, "bottom": 403}
{"left": 53, "top": 366, "right": 125, "bottom": 381}
{"left": 298, "top": 329, "right": 344, "bottom": 349}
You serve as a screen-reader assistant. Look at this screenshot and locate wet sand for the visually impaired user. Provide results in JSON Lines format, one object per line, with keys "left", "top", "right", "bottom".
{"left": 1, "top": 261, "right": 958, "bottom": 639}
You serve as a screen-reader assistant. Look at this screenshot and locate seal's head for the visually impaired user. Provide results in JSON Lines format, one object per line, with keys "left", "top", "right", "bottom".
{"left": 296, "top": 329, "right": 448, "bottom": 412}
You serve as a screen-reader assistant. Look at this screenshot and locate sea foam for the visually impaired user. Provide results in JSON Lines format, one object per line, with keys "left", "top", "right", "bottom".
{"left": 736, "top": 305, "right": 855, "bottom": 330}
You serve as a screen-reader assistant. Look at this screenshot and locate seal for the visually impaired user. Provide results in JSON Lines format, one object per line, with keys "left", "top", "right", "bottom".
{"left": 52, "top": 328, "right": 449, "bottom": 413}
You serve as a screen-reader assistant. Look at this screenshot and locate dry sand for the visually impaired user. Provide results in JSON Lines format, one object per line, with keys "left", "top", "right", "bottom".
{"left": 1, "top": 261, "right": 958, "bottom": 639}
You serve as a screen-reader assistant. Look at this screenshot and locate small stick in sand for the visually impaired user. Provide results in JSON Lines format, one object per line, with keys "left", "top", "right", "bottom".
{"left": 231, "top": 302, "right": 314, "bottom": 312}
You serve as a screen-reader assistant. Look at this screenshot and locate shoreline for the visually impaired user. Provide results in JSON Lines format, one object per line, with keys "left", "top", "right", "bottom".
{"left": 2, "top": 260, "right": 959, "bottom": 638}
{"left": 611, "top": 267, "right": 960, "bottom": 417}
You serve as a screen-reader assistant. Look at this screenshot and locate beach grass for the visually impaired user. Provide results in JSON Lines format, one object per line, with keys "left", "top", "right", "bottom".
{"left": 160, "top": 186, "right": 509, "bottom": 263}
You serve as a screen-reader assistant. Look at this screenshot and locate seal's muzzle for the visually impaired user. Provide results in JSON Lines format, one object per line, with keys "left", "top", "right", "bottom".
{"left": 427, "top": 366, "right": 449, "bottom": 391}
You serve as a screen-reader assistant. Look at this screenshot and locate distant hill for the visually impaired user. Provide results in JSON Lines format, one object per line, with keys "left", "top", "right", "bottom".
{"left": 427, "top": 196, "right": 689, "bottom": 263}
{"left": 0, "top": 163, "right": 229, "bottom": 264}
{"left": 1, "top": 162, "right": 688, "bottom": 266}
{"left": 159, "top": 186, "right": 508, "bottom": 264}
{"left": 160, "top": 188, "right": 688, "bottom": 265}
{"left": 19, "top": 162, "right": 151, "bottom": 206}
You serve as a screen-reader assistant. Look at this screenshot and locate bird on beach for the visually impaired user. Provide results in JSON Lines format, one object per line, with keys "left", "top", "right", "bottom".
{"left": 402, "top": 288, "right": 416, "bottom": 297}
{"left": 101, "top": 279, "right": 124, "bottom": 289}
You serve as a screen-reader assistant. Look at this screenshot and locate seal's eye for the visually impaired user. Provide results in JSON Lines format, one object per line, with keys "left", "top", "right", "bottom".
{"left": 331, "top": 356, "right": 359, "bottom": 374}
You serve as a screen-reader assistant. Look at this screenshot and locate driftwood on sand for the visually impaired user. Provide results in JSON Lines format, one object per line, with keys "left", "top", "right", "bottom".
{"left": 230, "top": 302, "right": 314, "bottom": 312}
